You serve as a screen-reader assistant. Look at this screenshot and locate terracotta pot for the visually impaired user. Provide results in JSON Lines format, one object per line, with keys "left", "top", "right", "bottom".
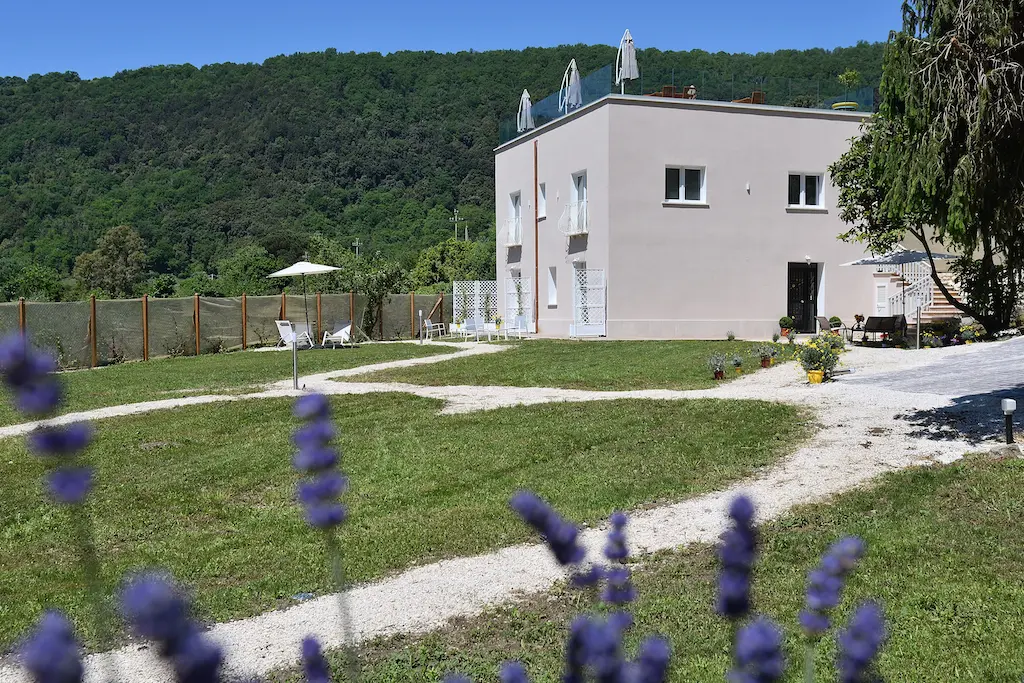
{"left": 781, "top": 328, "right": 791, "bottom": 337}
{"left": 761, "top": 357, "right": 771, "bottom": 368}
{"left": 735, "top": 367, "right": 743, "bottom": 374}
{"left": 713, "top": 370, "right": 725, "bottom": 380}
{"left": 807, "top": 370, "right": 824, "bottom": 384}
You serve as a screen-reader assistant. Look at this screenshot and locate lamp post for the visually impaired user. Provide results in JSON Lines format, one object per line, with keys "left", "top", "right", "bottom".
{"left": 1002, "top": 399, "right": 1017, "bottom": 445}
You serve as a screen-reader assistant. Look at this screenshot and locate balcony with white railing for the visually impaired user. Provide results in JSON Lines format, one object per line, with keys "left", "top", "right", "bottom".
{"left": 504, "top": 217, "right": 523, "bottom": 247}
{"left": 559, "top": 200, "right": 589, "bottom": 236}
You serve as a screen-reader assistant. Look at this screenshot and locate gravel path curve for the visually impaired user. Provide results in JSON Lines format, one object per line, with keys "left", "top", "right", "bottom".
{"left": 1, "top": 340, "right": 1014, "bottom": 683}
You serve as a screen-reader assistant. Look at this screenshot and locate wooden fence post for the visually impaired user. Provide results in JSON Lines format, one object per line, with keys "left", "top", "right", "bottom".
{"left": 281, "top": 292, "right": 287, "bottom": 321}
{"left": 378, "top": 302, "right": 384, "bottom": 340}
{"left": 409, "top": 292, "right": 415, "bottom": 338}
{"left": 241, "top": 293, "right": 247, "bottom": 350}
{"left": 90, "top": 295, "right": 98, "bottom": 368}
{"left": 142, "top": 294, "right": 149, "bottom": 361}
{"left": 349, "top": 291, "right": 354, "bottom": 323}
{"left": 194, "top": 293, "right": 201, "bottom": 356}
{"left": 316, "top": 292, "right": 322, "bottom": 343}
{"left": 18, "top": 297, "right": 25, "bottom": 337}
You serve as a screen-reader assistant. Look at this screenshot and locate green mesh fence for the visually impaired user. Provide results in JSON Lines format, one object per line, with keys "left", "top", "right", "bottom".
{"left": 95, "top": 299, "right": 145, "bottom": 363}
{"left": 199, "top": 297, "right": 243, "bottom": 353}
{"left": 320, "top": 294, "right": 354, "bottom": 340}
{"left": 0, "top": 302, "right": 20, "bottom": 339}
{"left": 25, "top": 301, "right": 92, "bottom": 369}
{"left": 9, "top": 292, "right": 456, "bottom": 367}
{"left": 245, "top": 295, "right": 284, "bottom": 348}
{"left": 148, "top": 298, "right": 197, "bottom": 358}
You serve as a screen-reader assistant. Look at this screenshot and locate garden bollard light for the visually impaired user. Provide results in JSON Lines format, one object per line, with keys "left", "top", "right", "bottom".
{"left": 1002, "top": 399, "right": 1016, "bottom": 445}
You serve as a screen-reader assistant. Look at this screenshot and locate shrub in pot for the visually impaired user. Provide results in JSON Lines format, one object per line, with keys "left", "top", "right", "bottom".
{"left": 707, "top": 352, "right": 727, "bottom": 380}
{"left": 779, "top": 316, "right": 794, "bottom": 336}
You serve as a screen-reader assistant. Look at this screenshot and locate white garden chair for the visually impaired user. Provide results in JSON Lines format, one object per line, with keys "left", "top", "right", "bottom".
{"left": 422, "top": 319, "right": 446, "bottom": 340}
{"left": 275, "top": 320, "right": 314, "bottom": 349}
{"left": 322, "top": 322, "right": 353, "bottom": 348}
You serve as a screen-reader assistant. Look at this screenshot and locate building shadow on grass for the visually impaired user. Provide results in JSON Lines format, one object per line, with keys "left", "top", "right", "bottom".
{"left": 898, "top": 384, "right": 1024, "bottom": 444}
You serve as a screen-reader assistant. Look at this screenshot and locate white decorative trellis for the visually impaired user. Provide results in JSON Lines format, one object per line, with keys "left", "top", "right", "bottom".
{"left": 570, "top": 268, "right": 606, "bottom": 337}
{"left": 505, "top": 278, "right": 533, "bottom": 330}
{"left": 453, "top": 281, "right": 499, "bottom": 324}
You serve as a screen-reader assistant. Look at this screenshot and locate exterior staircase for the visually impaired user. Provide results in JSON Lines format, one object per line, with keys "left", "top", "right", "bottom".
{"left": 922, "top": 272, "right": 964, "bottom": 323}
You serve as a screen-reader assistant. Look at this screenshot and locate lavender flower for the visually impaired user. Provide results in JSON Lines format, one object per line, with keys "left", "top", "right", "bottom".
{"left": 729, "top": 617, "right": 785, "bottom": 683}
{"left": 292, "top": 395, "right": 347, "bottom": 529}
{"left": 46, "top": 467, "right": 93, "bottom": 504}
{"left": 602, "top": 566, "right": 637, "bottom": 607}
{"left": 301, "top": 636, "right": 331, "bottom": 683}
{"left": 717, "top": 496, "right": 757, "bottom": 620}
{"left": 509, "top": 490, "right": 585, "bottom": 566}
{"left": 21, "top": 611, "right": 83, "bottom": 683}
{"left": 604, "top": 511, "right": 628, "bottom": 561}
{"left": 836, "top": 602, "right": 886, "bottom": 683}
{"left": 633, "top": 636, "right": 672, "bottom": 683}
{"left": 0, "top": 335, "right": 61, "bottom": 417}
{"left": 499, "top": 661, "right": 530, "bottom": 683}
{"left": 799, "top": 537, "right": 865, "bottom": 637}
{"left": 121, "top": 573, "right": 223, "bottom": 683}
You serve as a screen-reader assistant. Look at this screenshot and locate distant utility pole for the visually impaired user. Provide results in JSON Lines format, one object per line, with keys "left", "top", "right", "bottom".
{"left": 450, "top": 208, "right": 469, "bottom": 241}
{"left": 352, "top": 238, "right": 361, "bottom": 257}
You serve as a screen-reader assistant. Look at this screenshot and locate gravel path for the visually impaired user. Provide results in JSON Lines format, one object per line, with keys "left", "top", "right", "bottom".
{"left": 1, "top": 339, "right": 1016, "bottom": 683}
{"left": 0, "top": 342, "right": 501, "bottom": 440}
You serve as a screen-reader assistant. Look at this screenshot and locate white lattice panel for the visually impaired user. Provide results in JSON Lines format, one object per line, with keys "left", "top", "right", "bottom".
{"left": 453, "top": 280, "right": 499, "bottom": 323}
{"left": 571, "top": 269, "right": 606, "bottom": 337}
{"left": 505, "top": 278, "right": 533, "bottom": 330}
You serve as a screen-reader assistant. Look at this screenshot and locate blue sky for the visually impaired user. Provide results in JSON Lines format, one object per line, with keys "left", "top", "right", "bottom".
{"left": 1, "top": 0, "right": 902, "bottom": 80}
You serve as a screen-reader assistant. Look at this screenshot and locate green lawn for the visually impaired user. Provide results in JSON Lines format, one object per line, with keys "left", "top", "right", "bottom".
{"left": 344, "top": 340, "right": 790, "bottom": 391}
{"left": 0, "top": 343, "right": 455, "bottom": 426}
{"left": 294, "top": 456, "right": 1024, "bottom": 682}
{"left": 0, "top": 394, "right": 806, "bottom": 649}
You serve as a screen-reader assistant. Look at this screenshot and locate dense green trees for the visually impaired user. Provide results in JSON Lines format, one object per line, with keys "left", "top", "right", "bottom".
{"left": 0, "top": 41, "right": 885, "bottom": 300}
{"left": 831, "top": 0, "right": 1024, "bottom": 331}
{"left": 72, "top": 225, "right": 148, "bottom": 298}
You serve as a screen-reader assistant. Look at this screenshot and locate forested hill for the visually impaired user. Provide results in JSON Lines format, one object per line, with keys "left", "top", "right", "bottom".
{"left": 0, "top": 40, "right": 884, "bottom": 285}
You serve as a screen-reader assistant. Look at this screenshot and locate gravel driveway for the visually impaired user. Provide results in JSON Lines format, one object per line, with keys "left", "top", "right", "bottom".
{"left": 843, "top": 336, "right": 1024, "bottom": 442}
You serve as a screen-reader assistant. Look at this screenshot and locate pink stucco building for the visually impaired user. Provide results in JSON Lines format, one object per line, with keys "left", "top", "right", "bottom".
{"left": 494, "top": 94, "right": 897, "bottom": 339}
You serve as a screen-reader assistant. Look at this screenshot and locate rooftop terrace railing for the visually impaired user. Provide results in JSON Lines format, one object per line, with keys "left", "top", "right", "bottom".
{"left": 499, "top": 65, "right": 878, "bottom": 145}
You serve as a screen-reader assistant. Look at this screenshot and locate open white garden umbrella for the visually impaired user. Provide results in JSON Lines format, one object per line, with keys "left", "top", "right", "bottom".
{"left": 615, "top": 29, "right": 640, "bottom": 93}
{"left": 559, "top": 59, "right": 582, "bottom": 113}
{"left": 267, "top": 261, "right": 340, "bottom": 337}
{"left": 517, "top": 89, "right": 535, "bottom": 132}
{"left": 839, "top": 245, "right": 956, "bottom": 267}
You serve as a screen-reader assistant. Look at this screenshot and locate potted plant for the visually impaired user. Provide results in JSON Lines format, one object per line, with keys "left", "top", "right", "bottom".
{"left": 853, "top": 314, "right": 865, "bottom": 331}
{"left": 732, "top": 354, "right": 744, "bottom": 374}
{"left": 779, "top": 316, "right": 794, "bottom": 338}
{"left": 751, "top": 343, "right": 777, "bottom": 368}
{"left": 494, "top": 315, "right": 503, "bottom": 330}
{"left": 707, "top": 353, "right": 727, "bottom": 380}
{"left": 828, "top": 316, "right": 843, "bottom": 332}
{"left": 798, "top": 333, "right": 840, "bottom": 383}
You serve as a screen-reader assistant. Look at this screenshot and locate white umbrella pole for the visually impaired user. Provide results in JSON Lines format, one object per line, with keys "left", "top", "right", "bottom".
{"left": 302, "top": 274, "right": 311, "bottom": 339}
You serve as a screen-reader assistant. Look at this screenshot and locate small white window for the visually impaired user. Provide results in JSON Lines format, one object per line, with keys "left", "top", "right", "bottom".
{"left": 538, "top": 183, "right": 547, "bottom": 219}
{"left": 665, "top": 166, "right": 706, "bottom": 203}
{"left": 788, "top": 174, "right": 823, "bottom": 207}
{"left": 547, "top": 266, "right": 557, "bottom": 307}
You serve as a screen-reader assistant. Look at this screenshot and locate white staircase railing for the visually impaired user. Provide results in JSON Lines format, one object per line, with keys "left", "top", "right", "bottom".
{"left": 889, "top": 266, "right": 934, "bottom": 317}
{"left": 559, "top": 200, "right": 588, "bottom": 236}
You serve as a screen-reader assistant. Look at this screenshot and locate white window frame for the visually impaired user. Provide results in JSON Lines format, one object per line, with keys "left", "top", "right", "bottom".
{"left": 787, "top": 173, "right": 824, "bottom": 208}
{"left": 664, "top": 166, "right": 707, "bottom": 205}
{"left": 538, "top": 182, "right": 547, "bottom": 219}
{"left": 506, "top": 191, "right": 522, "bottom": 246}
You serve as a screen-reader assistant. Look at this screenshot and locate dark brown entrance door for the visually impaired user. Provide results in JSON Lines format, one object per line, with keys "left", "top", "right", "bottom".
{"left": 787, "top": 263, "right": 818, "bottom": 333}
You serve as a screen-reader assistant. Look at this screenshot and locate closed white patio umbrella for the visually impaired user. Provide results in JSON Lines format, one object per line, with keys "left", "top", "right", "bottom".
{"left": 267, "top": 261, "right": 340, "bottom": 338}
{"left": 517, "top": 89, "right": 535, "bottom": 132}
{"left": 615, "top": 29, "right": 639, "bottom": 93}
{"left": 559, "top": 59, "right": 582, "bottom": 113}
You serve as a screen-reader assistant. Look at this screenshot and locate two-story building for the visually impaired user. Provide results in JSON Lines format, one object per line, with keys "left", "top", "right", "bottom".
{"left": 495, "top": 93, "right": 891, "bottom": 339}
